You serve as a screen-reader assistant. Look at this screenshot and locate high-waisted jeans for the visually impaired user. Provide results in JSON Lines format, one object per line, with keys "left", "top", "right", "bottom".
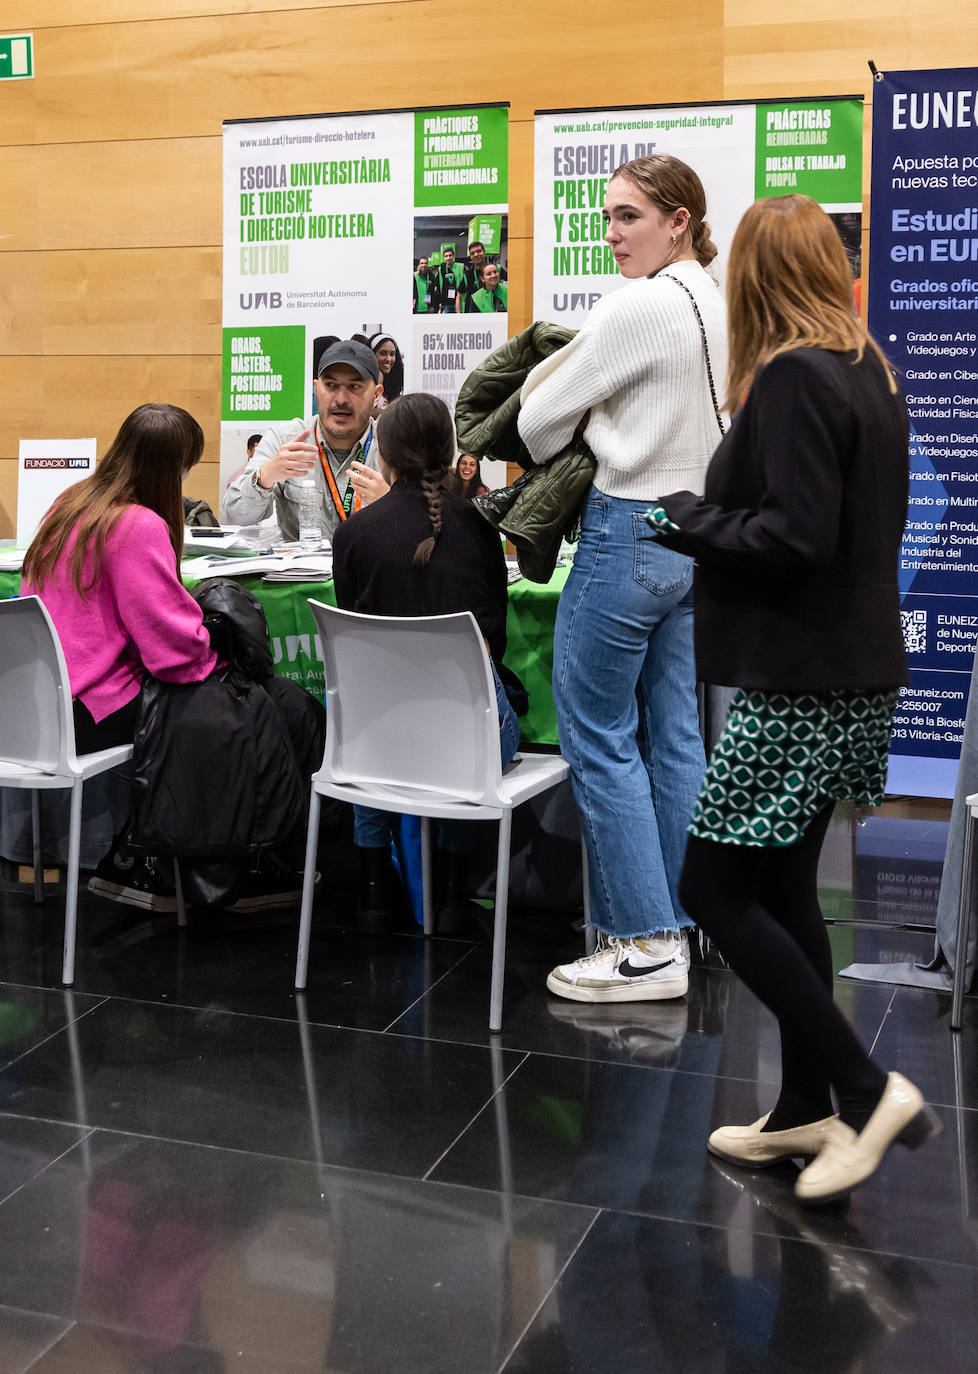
{"left": 554, "top": 490, "right": 706, "bottom": 937}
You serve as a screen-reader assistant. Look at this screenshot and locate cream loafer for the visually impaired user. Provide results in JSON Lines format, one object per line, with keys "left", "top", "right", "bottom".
{"left": 707, "top": 1112, "right": 839, "bottom": 1167}
{"left": 795, "top": 1072, "right": 941, "bottom": 1206}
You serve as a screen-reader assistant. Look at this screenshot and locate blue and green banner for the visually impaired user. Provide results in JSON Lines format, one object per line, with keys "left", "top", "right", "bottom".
{"left": 221, "top": 104, "right": 509, "bottom": 488}
{"left": 868, "top": 67, "right": 978, "bottom": 798}
{"left": 533, "top": 96, "right": 863, "bottom": 325}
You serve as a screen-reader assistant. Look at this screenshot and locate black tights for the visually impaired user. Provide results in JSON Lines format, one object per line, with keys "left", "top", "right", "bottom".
{"left": 679, "top": 805, "right": 887, "bottom": 1132}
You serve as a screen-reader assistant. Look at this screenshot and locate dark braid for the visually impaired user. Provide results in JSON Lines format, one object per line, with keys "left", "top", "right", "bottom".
{"left": 414, "top": 473, "right": 444, "bottom": 567}
{"left": 376, "top": 392, "right": 456, "bottom": 569}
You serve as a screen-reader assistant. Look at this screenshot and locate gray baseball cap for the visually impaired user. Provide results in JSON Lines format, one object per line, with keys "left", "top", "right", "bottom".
{"left": 317, "top": 340, "right": 380, "bottom": 382}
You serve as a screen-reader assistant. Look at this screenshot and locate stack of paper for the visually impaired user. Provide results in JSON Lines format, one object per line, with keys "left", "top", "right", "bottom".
{"left": 263, "top": 554, "right": 333, "bottom": 582}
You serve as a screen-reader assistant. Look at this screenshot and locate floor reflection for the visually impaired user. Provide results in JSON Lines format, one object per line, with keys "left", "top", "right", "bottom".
{"left": 0, "top": 795, "right": 974, "bottom": 1371}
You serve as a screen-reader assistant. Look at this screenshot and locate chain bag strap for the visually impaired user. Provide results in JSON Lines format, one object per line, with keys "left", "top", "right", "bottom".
{"left": 658, "top": 273, "right": 726, "bottom": 438}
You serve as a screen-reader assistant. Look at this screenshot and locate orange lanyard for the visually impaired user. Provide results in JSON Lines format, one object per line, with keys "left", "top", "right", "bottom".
{"left": 317, "top": 427, "right": 371, "bottom": 522}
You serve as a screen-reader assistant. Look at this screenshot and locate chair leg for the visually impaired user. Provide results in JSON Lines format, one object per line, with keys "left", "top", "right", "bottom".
{"left": 581, "top": 829, "right": 596, "bottom": 954}
{"left": 295, "top": 790, "right": 322, "bottom": 990}
{"left": 173, "top": 860, "right": 188, "bottom": 928}
{"left": 951, "top": 808, "right": 975, "bottom": 1030}
{"left": 31, "top": 789, "right": 43, "bottom": 905}
{"left": 62, "top": 779, "right": 84, "bottom": 986}
{"left": 488, "top": 809, "right": 513, "bottom": 1034}
{"left": 421, "top": 816, "right": 434, "bottom": 936}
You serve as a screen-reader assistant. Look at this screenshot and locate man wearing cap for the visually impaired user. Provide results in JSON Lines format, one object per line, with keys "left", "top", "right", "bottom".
{"left": 225, "top": 340, "right": 389, "bottom": 539}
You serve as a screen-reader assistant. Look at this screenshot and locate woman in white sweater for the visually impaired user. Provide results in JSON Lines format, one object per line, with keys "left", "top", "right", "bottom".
{"left": 518, "top": 154, "right": 726, "bottom": 1004}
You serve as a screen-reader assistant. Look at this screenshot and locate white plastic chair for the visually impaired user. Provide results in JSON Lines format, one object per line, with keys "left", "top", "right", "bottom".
{"left": 0, "top": 596, "right": 137, "bottom": 985}
{"left": 294, "top": 601, "right": 587, "bottom": 1031}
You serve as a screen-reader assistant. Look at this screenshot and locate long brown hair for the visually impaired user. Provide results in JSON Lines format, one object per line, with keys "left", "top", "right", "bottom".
{"left": 375, "top": 392, "right": 455, "bottom": 568}
{"left": 612, "top": 154, "right": 717, "bottom": 268}
{"left": 23, "top": 402, "right": 204, "bottom": 595}
{"left": 445, "top": 454, "right": 484, "bottom": 502}
{"left": 725, "top": 194, "right": 896, "bottom": 413}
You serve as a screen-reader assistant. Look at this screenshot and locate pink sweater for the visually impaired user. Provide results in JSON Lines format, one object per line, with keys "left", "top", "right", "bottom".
{"left": 22, "top": 505, "right": 218, "bottom": 722}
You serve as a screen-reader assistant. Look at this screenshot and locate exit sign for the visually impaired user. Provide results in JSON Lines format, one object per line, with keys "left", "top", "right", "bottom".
{"left": 0, "top": 33, "right": 33, "bottom": 80}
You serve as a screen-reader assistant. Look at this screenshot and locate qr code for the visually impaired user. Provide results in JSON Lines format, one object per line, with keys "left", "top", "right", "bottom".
{"left": 902, "top": 608, "right": 926, "bottom": 654}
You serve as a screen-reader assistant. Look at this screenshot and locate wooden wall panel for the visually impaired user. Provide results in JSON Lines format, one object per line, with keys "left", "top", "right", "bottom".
{"left": 722, "top": 8, "right": 978, "bottom": 101}
{"left": 0, "top": 139, "right": 221, "bottom": 252}
{"left": 0, "top": 2, "right": 722, "bottom": 146}
{"left": 1, "top": 0, "right": 974, "bottom": 544}
{"left": 0, "top": 355, "right": 221, "bottom": 448}
{"left": 0, "top": 248, "right": 221, "bottom": 356}
{"left": 0, "top": 0, "right": 410, "bottom": 26}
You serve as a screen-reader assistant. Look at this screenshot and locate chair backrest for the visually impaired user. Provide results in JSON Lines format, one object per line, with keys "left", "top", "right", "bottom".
{"left": 308, "top": 601, "right": 503, "bottom": 804}
{"left": 0, "top": 595, "right": 79, "bottom": 774}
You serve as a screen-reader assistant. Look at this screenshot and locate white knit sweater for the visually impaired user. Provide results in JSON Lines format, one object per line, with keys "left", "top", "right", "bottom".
{"left": 518, "top": 259, "right": 728, "bottom": 501}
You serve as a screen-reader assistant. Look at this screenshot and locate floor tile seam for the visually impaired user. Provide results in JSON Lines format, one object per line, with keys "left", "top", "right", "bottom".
{"left": 505, "top": 1044, "right": 785, "bottom": 1087}
{"left": 37, "top": 984, "right": 534, "bottom": 1049}
{"left": 0, "top": 934, "right": 66, "bottom": 980}
{"left": 20, "top": 1118, "right": 555, "bottom": 1185}
{"left": 375, "top": 1029, "right": 782, "bottom": 1084}
{"left": 13, "top": 1118, "right": 622, "bottom": 1218}
{"left": 570, "top": 1197, "right": 978, "bottom": 1272}
{"left": 0, "top": 1125, "right": 97, "bottom": 1211}
{"left": 869, "top": 988, "right": 899, "bottom": 1057}
{"left": 421, "top": 1049, "right": 532, "bottom": 1182}
{"left": 380, "top": 943, "right": 482, "bottom": 1033}
{"left": 0, "top": 993, "right": 110, "bottom": 1074}
{"left": 20, "top": 1316, "right": 75, "bottom": 1371}
{"left": 32, "top": 986, "right": 416, "bottom": 1038}
{"left": 496, "top": 1207, "right": 604, "bottom": 1373}
{"left": 13, "top": 1117, "right": 423, "bottom": 1174}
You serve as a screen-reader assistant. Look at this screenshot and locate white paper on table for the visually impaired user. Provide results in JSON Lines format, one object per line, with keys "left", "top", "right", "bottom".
{"left": 17, "top": 438, "right": 97, "bottom": 547}
{"left": 182, "top": 526, "right": 254, "bottom": 555}
{"left": 182, "top": 553, "right": 290, "bottom": 577}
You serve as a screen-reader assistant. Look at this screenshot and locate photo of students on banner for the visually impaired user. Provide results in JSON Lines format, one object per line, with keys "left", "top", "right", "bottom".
{"left": 413, "top": 213, "right": 508, "bottom": 313}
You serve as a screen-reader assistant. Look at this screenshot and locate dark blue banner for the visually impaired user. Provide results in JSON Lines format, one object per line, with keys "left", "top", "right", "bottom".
{"left": 868, "top": 67, "right": 978, "bottom": 797}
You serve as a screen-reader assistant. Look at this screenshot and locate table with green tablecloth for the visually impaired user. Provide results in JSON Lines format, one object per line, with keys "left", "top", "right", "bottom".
{"left": 1, "top": 563, "right": 567, "bottom": 748}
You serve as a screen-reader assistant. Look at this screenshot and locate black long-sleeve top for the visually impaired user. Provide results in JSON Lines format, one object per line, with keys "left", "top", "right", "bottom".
{"left": 331, "top": 482, "right": 508, "bottom": 662}
{"left": 656, "top": 346, "right": 910, "bottom": 692}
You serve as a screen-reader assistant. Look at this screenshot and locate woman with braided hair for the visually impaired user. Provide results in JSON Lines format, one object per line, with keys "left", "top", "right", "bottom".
{"left": 331, "top": 391, "right": 519, "bottom": 931}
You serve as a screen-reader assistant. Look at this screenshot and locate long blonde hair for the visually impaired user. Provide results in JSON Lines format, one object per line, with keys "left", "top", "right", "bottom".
{"left": 725, "top": 194, "right": 895, "bottom": 413}
{"left": 23, "top": 403, "right": 204, "bottom": 596}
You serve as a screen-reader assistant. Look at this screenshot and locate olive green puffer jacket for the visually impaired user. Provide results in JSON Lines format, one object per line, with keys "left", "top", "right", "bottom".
{"left": 454, "top": 323, "right": 596, "bottom": 583}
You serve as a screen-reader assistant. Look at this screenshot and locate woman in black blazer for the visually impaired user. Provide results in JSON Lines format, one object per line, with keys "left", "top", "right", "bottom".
{"left": 650, "top": 195, "right": 938, "bottom": 1206}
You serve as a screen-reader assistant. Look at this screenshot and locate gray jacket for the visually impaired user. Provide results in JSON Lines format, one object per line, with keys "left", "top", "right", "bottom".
{"left": 223, "top": 416, "right": 380, "bottom": 540}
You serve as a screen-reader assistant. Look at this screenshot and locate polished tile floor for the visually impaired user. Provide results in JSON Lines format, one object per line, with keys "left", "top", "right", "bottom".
{"left": 0, "top": 802, "right": 974, "bottom": 1372}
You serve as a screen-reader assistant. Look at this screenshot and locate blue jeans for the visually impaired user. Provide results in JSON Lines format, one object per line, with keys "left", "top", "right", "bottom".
{"left": 554, "top": 491, "right": 705, "bottom": 937}
{"left": 354, "top": 661, "right": 520, "bottom": 848}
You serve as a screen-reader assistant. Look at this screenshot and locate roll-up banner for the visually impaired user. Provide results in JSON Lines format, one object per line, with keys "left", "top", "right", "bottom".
{"left": 533, "top": 98, "right": 863, "bottom": 325}
{"left": 221, "top": 103, "right": 509, "bottom": 492}
{"left": 868, "top": 68, "right": 978, "bottom": 799}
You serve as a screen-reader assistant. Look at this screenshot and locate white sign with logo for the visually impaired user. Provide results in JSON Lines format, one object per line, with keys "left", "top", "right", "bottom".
{"left": 17, "top": 438, "right": 97, "bottom": 548}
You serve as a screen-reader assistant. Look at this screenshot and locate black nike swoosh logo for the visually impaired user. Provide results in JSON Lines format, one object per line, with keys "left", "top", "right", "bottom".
{"left": 618, "top": 958, "right": 678, "bottom": 978}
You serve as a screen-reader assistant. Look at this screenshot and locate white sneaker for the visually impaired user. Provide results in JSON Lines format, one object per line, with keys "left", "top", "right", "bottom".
{"left": 678, "top": 929, "right": 692, "bottom": 969}
{"left": 546, "top": 932, "right": 688, "bottom": 1003}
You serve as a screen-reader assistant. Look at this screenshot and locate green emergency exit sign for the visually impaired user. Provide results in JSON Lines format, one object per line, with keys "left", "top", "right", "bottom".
{"left": 0, "top": 33, "right": 33, "bottom": 80}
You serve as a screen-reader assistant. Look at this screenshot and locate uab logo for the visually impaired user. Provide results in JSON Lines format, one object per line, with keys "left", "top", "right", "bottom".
{"left": 240, "top": 292, "right": 282, "bottom": 309}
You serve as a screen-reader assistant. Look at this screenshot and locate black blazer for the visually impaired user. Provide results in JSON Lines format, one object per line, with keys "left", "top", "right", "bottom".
{"left": 657, "top": 347, "right": 910, "bottom": 692}
{"left": 331, "top": 482, "right": 509, "bottom": 663}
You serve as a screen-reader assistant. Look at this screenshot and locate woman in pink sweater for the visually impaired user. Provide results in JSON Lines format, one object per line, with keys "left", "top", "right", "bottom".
{"left": 22, "top": 403, "right": 217, "bottom": 754}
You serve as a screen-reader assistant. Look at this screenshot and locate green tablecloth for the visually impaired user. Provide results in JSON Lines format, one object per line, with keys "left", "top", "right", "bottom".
{"left": 3, "top": 563, "right": 567, "bottom": 748}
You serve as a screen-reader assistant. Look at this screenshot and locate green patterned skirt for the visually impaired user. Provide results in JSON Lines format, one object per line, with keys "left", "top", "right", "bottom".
{"left": 690, "top": 688, "right": 899, "bottom": 847}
